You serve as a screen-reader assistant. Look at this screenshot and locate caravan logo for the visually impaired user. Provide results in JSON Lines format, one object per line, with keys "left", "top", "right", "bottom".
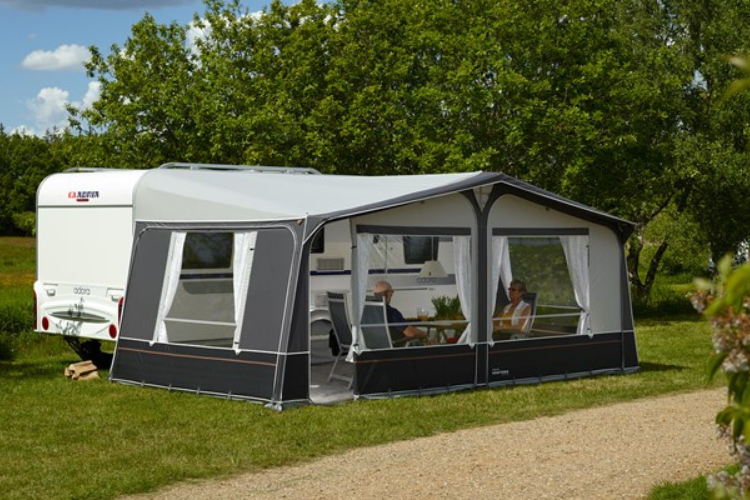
{"left": 68, "top": 191, "right": 100, "bottom": 203}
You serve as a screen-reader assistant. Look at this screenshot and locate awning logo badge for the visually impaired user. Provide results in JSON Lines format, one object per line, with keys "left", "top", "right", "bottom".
{"left": 68, "top": 191, "right": 99, "bottom": 202}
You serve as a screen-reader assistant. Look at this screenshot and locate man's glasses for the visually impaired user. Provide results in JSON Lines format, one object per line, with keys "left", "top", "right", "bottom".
{"left": 508, "top": 287, "right": 523, "bottom": 292}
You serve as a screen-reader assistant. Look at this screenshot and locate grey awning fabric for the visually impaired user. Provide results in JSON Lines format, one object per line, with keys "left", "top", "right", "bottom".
{"left": 133, "top": 169, "right": 635, "bottom": 239}
{"left": 134, "top": 170, "right": 487, "bottom": 223}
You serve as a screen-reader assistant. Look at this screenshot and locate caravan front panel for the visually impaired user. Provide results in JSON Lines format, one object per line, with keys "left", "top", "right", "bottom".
{"left": 34, "top": 170, "right": 146, "bottom": 341}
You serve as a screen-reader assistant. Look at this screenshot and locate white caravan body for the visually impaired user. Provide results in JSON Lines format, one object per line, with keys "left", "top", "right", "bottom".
{"left": 34, "top": 169, "right": 146, "bottom": 341}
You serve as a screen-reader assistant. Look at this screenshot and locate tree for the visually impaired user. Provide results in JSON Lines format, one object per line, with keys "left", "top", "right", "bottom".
{"left": 79, "top": 0, "right": 750, "bottom": 296}
{"left": 0, "top": 129, "right": 69, "bottom": 235}
{"left": 82, "top": 13, "right": 198, "bottom": 168}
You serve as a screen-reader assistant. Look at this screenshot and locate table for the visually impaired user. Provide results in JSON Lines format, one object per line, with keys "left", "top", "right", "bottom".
{"left": 410, "top": 319, "right": 467, "bottom": 344}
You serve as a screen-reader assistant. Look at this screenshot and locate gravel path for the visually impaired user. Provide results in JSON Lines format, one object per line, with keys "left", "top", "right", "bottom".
{"left": 124, "top": 388, "right": 730, "bottom": 500}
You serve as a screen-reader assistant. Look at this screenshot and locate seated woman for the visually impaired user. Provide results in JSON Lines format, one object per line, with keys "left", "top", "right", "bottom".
{"left": 493, "top": 279, "right": 531, "bottom": 340}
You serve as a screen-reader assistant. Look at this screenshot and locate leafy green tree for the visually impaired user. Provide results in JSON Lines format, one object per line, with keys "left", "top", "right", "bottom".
{"left": 77, "top": 0, "right": 750, "bottom": 295}
{"left": 670, "top": 0, "right": 750, "bottom": 267}
{"left": 192, "top": 0, "right": 335, "bottom": 166}
{"left": 0, "top": 128, "right": 69, "bottom": 235}
{"left": 82, "top": 13, "right": 198, "bottom": 168}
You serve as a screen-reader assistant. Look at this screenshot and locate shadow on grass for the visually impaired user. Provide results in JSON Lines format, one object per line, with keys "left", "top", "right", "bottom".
{"left": 0, "top": 360, "right": 69, "bottom": 380}
{"left": 635, "top": 314, "right": 703, "bottom": 327}
{"left": 639, "top": 361, "right": 686, "bottom": 373}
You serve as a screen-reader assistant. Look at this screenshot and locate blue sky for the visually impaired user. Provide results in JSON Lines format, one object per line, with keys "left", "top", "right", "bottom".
{"left": 0, "top": 0, "right": 278, "bottom": 135}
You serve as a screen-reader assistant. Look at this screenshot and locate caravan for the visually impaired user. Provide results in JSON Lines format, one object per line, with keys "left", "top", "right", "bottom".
{"left": 34, "top": 169, "right": 146, "bottom": 349}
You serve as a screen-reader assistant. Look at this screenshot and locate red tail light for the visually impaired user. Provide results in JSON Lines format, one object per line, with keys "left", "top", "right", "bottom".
{"left": 33, "top": 290, "right": 38, "bottom": 330}
{"left": 110, "top": 296, "right": 125, "bottom": 339}
{"left": 42, "top": 317, "right": 49, "bottom": 331}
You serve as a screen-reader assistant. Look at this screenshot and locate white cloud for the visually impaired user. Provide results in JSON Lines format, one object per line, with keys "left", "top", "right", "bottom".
{"left": 23, "top": 81, "right": 101, "bottom": 135}
{"left": 27, "top": 87, "right": 70, "bottom": 131}
{"left": 80, "top": 81, "right": 101, "bottom": 109}
{"left": 22, "top": 44, "right": 91, "bottom": 71}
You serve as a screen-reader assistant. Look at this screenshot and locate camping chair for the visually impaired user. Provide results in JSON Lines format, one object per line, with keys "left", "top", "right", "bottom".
{"left": 360, "top": 295, "right": 396, "bottom": 349}
{"left": 510, "top": 292, "right": 538, "bottom": 340}
{"left": 326, "top": 292, "right": 353, "bottom": 386}
{"left": 360, "top": 295, "right": 415, "bottom": 348}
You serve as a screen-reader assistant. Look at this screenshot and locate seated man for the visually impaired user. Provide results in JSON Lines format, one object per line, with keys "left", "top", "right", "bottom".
{"left": 373, "top": 280, "right": 431, "bottom": 346}
{"left": 493, "top": 279, "right": 532, "bottom": 340}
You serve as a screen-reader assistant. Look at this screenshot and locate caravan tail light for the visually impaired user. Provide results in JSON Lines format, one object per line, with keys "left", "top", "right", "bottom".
{"left": 109, "top": 296, "right": 124, "bottom": 339}
{"left": 42, "top": 317, "right": 49, "bottom": 331}
{"left": 33, "top": 290, "right": 38, "bottom": 330}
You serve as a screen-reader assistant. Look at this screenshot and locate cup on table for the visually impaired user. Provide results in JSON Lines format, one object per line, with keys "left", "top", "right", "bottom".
{"left": 417, "top": 308, "right": 429, "bottom": 321}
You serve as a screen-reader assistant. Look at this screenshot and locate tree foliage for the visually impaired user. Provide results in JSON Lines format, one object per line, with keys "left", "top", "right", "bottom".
{"left": 4, "top": 0, "right": 750, "bottom": 296}
{"left": 0, "top": 127, "right": 74, "bottom": 234}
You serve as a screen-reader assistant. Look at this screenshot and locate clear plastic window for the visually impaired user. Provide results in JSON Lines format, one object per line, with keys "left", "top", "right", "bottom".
{"left": 492, "top": 236, "right": 588, "bottom": 341}
{"left": 359, "top": 232, "right": 471, "bottom": 348}
{"left": 155, "top": 231, "right": 257, "bottom": 348}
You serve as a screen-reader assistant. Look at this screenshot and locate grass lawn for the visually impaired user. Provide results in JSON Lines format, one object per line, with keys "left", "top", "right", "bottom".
{"left": 0, "top": 237, "right": 36, "bottom": 358}
{"left": 648, "top": 476, "right": 712, "bottom": 500}
{"left": 1, "top": 319, "right": 721, "bottom": 499}
{"left": 0, "top": 237, "right": 725, "bottom": 499}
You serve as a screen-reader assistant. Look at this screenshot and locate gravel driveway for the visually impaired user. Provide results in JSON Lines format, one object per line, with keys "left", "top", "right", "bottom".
{"left": 123, "top": 388, "right": 730, "bottom": 500}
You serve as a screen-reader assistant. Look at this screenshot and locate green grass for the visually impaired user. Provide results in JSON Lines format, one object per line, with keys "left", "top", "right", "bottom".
{"left": 0, "top": 237, "right": 36, "bottom": 359}
{"left": 0, "top": 236, "right": 35, "bottom": 286}
{"left": 0, "top": 317, "right": 721, "bottom": 500}
{"left": 648, "top": 476, "right": 712, "bottom": 500}
{"left": 647, "top": 464, "right": 741, "bottom": 500}
{"left": 0, "top": 237, "right": 727, "bottom": 499}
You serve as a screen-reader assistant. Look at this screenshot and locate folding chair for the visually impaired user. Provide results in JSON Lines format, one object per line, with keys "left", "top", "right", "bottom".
{"left": 360, "top": 295, "right": 394, "bottom": 349}
{"left": 326, "top": 292, "right": 353, "bottom": 386}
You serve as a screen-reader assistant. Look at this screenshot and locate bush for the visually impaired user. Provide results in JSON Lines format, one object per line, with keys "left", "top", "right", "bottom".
{"left": 11, "top": 211, "right": 35, "bottom": 236}
{"left": 632, "top": 283, "right": 697, "bottom": 318}
{"left": 693, "top": 259, "right": 750, "bottom": 499}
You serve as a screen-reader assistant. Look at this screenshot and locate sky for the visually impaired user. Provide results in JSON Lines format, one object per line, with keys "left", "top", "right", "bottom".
{"left": 0, "top": 0, "right": 278, "bottom": 136}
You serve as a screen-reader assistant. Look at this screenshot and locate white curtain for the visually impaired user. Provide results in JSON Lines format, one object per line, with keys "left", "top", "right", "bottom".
{"left": 454, "top": 236, "right": 473, "bottom": 344}
{"left": 153, "top": 232, "right": 186, "bottom": 344}
{"left": 489, "top": 236, "right": 513, "bottom": 345}
{"left": 356, "top": 233, "right": 373, "bottom": 321}
{"left": 232, "top": 232, "right": 257, "bottom": 352}
{"left": 560, "top": 236, "right": 590, "bottom": 336}
{"left": 492, "top": 236, "right": 512, "bottom": 305}
{"left": 348, "top": 232, "right": 373, "bottom": 358}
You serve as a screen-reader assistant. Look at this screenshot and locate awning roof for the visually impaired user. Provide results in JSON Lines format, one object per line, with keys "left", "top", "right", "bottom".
{"left": 134, "top": 169, "right": 489, "bottom": 222}
{"left": 133, "top": 168, "right": 634, "bottom": 239}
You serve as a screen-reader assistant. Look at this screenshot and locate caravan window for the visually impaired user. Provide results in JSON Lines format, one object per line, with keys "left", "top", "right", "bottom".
{"left": 402, "top": 236, "right": 440, "bottom": 264}
{"left": 491, "top": 234, "right": 589, "bottom": 341}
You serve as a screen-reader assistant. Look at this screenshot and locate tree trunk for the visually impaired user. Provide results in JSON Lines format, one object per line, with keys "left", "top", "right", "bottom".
{"left": 626, "top": 226, "right": 669, "bottom": 300}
